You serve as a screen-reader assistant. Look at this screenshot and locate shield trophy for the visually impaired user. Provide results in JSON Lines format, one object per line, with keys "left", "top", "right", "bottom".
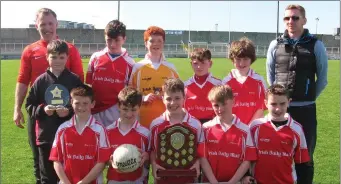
{"left": 156, "top": 123, "right": 197, "bottom": 179}
{"left": 44, "top": 84, "right": 70, "bottom": 108}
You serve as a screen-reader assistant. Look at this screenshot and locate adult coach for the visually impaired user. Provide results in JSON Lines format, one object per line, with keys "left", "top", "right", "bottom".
{"left": 13, "top": 8, "right": 84, "bottom": 184}
{"left": 266, "top": 4, "right": 328, "bottom": 184}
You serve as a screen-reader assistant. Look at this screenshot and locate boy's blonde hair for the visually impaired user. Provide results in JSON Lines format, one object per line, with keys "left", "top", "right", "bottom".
{"left": 208, "top": 85, "right": 234, "bottom": 104}
{"left": 229, "top": 37, "right": 256, "bottom": 63}
{"left": 285, "top": 4, "right": 306, "bottom": 18}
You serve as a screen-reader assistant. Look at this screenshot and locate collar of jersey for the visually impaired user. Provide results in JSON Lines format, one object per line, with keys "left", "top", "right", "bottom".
{"left": 213, "top": 114, "right": 238, "bottom": 132}
{"left": 144, "top": 53, "right": 167, "bottom": 70}
{"left": 39, "top": 35, "right": 60, "bottom": 47}
{"left": 163, "top": 109, "right": 190, "bottom": 124}
{"left": 230, "top": 68, "right": 254, "bottom": 79}
{"left": 265, "top": 113, "right": 293, "bottom": 130}
{"left": 72, "top": 115, "right": 94, "bottom": 128}
{"left": 191, "top": 73, "right": 212, "bottom": 89}
{"left": 114, "top": 119, "right": 139, "bottom": 136}
{"left": 103, "top": 47, "right": 128, "bottom": 62}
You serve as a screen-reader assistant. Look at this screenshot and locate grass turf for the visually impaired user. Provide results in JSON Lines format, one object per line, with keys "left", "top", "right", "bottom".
{"left": 1, "top": 58, "right": 339, "bottom": 183}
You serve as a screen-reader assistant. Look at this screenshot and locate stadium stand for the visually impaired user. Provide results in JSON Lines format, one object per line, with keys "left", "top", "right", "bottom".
{"left": 1, "top": 28, "right": 340, "bottom": 59}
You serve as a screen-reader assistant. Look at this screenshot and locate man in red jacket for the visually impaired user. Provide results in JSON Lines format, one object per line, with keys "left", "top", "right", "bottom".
{"left": 13, "top": 8, "right": 84, "bottom": 184}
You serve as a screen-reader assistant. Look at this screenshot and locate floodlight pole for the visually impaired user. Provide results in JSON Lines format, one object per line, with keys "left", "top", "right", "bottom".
{"left": 276, "top": 1, "right": 279, "bottom": 38}
{"left": 188, "top": 0, "right": 192, "bottom": 58}
{"left": 228, "top": 1, "right": 231, "bottom": 44}
{"left": 315, "top": 17, "right": 319, "bottom": 35}
{"left": 118, "top": 1, "right": 121, "bottom": 21}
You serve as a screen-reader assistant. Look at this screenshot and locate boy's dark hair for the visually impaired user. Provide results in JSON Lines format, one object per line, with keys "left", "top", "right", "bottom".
{"left": 208, "top": 85, "right": 234, "bottom": 104}
{"left": 162, "top": 78, "right": 185, "bottom": 96}
{"left": 36, "top": 8, "right": 57, "bottom": 22}
{"left": 104, "top": 20, "right": 126, "bottom": 39}
{"left": 266, "top": 84, "right": 290, "bottom": 99}
{"left": 190, "top": 48, "right": 212, "bottom": 62}
{"left": 47, "top": 40, "right": 69, "bottom": 55}
{"left": 118, "top": 87, "right": 143, "bottom": 107}
{"left": 229, "top": 37, "right": 256, "bottom": 63}
{"left": 70, "top": 84, "right": 94, "bottom": 101}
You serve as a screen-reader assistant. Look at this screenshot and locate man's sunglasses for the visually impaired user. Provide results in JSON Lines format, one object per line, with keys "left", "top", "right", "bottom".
{"left": 283, "top": 16, "right": 300, "bottom": 21}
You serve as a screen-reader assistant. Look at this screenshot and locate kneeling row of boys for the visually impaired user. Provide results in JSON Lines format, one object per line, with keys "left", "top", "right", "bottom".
{"left": 46, "top": 79, "right": 309, "bottom": 184}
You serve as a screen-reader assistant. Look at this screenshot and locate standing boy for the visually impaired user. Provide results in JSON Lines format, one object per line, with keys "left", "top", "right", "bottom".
{"left": 184, "top": 48, "right": 221, "bottom": 124}
{"left": 198, "top": 85, "right": 257, "bottom": 183}
{"left": 129, "top": 26, "right": 179, "bottom": 128}
{"left": 106, "top": 86, "right": 150, "bottom": 184}
{"left": 244, "top": 84, "right": 310, "bottom": 184}
{"left": 50, "top": 85, "right": 111, "bottom": 184}
{"left": 222, "top": 37, "right": 267, "bottom": 125}
{"left": 25, "top": 40, "right": 83, "bottom": 184}
{"left": 86, "top": 20, "right": 135, "bottom": 127}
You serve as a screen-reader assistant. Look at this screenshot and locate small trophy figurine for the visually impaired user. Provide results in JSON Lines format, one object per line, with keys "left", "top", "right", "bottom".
{"left": 44, "top": 84, "right": 70, "bottom": 111}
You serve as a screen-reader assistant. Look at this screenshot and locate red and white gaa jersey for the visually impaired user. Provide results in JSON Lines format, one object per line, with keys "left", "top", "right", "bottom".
{"left": 184, "top": 73, "right": 221, "bottom": 122}
{"left": 222, "top": 69, "right": 267, "bottom": 125}
{"left": 106, "top": 119, "right": 150, "bottom": 182}
{"left": 49, "top": 115, "right": 111, "bottom": 184}
{"left": 198, "top": 115, "right": 257, "bottom": 182}
{"left": 249, "top": 114, "right": 310, "bottom": 184}
{"left": 149, "top": 110, "right": 204, "bottom": 184}
{"left": 86, "top": 47, "right": 135, "bottom": 114}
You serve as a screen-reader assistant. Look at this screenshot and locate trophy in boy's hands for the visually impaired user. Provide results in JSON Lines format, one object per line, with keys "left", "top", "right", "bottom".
{"left": 156, "top": 124, "right": 198, "bottom": 178}
{"left": 44, "top": 84, "right": 70, "bottom": 117}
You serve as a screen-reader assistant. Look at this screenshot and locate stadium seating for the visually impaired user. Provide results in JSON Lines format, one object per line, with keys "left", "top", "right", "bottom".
{"left": 1, "top": 28, "right": 339, "bottom": 59}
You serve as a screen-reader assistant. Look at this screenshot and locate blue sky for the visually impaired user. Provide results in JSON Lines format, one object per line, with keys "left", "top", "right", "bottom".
{"left": 1, "top": 1, "right": 340, "bottom": 34}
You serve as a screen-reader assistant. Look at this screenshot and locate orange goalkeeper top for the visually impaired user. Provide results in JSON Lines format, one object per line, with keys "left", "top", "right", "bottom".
{"left": 129, "top": 54, "right": 179, "bottom": 128}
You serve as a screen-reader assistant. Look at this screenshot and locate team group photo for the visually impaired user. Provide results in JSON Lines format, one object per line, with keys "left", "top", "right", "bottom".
{"left": 1, "top": 1, "right": 340, "bottom": 184}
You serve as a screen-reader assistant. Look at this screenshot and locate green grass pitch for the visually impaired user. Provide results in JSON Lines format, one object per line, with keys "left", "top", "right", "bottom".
{"left": 1, "top": 58, "right": 339, "bottom": 183}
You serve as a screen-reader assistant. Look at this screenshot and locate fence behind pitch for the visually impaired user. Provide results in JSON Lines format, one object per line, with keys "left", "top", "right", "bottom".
{"left": 1, "top": 42, "right": 340, "bottom": 60}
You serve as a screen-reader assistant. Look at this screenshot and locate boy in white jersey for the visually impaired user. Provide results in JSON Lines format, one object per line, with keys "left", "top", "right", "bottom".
{"left": 86, "top": 20, "right": 135, "bottom": 127}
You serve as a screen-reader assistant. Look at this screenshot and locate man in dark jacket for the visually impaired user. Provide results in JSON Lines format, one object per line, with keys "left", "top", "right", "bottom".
{"left": 266, "top": 4, "right": 328, "bottom": 184}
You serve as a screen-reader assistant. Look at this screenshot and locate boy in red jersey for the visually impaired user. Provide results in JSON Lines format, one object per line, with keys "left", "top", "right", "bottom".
{"left": 243, "top": 84, "right": 310, "bottom": 184}
{"left": 106, "top": 86, "right": 150, "bottom": 184}
{"left": 198, "top": 85, "right": 257, "bottom": 183}
{"left": 50, "top": 85, "right": 111, "bottom": 184}
{"left": 86, "top": 20, "right": 135, "bottom": 127}
{"left": 222, "top": 37, "right": 267, "bottom": 125}
{"left": 184, "top": 48, "right": 221, "bottom": 124}
{"left": 149, "top": 78, "right": 204, "bottom": 184}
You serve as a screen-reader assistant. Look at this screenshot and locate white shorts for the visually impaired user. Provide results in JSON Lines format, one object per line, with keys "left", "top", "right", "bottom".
{"left": 93, "top": 104, "right": 119, "bottom": 127}
{"left": 107, "top": 167, "right": 148, "bottom": 184}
